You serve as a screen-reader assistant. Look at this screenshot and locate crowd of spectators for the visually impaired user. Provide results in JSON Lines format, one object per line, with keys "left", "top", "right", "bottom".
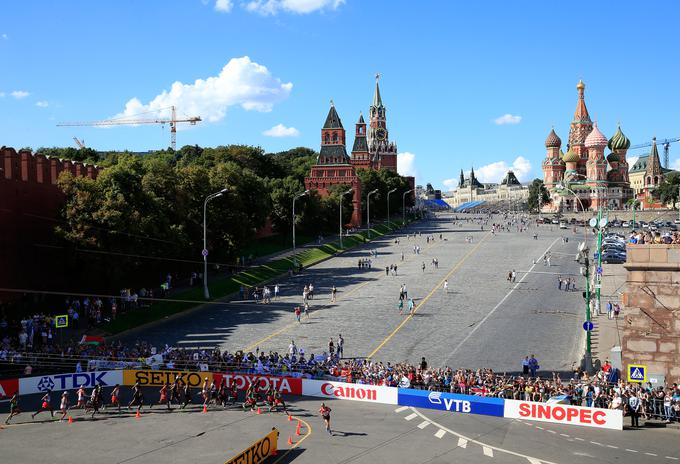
{"left": 628, "top": 230, "right": 680, "bottom": 245}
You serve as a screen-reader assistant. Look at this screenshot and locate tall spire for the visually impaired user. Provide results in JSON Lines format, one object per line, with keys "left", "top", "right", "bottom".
{"left": 645, "top": 137, "right": 663, "bottom": 177}
{"left": 459, "top": 169, "right": 465, "bottom": 188}
{"left": 323, "top": 101, "right": 343, "bottom": 129}
{"left": 372, "top": 73, "right": 383, "bottom": 108}
{"left": 573, "top": 80, "right": 591, "bottom": 124}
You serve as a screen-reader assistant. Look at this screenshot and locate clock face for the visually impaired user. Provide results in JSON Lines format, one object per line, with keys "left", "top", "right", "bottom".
{"left": 376, "top": 128, "right": 387, "bottom": 141}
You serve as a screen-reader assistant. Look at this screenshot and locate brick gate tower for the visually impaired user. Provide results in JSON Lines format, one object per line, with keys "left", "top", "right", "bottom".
{"left": 368, "top": 74, "right": 397, "bottom": 172}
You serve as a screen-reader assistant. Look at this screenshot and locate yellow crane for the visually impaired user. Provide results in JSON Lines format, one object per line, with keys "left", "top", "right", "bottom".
{"left": 72, "top": 136, "right": 86, "bottom": 148}
{"left": 57, "top": 106, "right": 201, "bottom": 151}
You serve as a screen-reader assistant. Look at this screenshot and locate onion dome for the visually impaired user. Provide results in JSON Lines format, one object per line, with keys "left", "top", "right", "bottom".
{"left": 563, "top": 148, "right": 580, "bottom": 163}
{"left": 576, "top": 80, "right": 585, "bottom": 91}
{"left": 607, "top": 125, "right": 631, "bottom": 151}
{"left": 606, "top": 152, "right": 620, "bottom": 163}
{"left": 584, "top": 122, "right": 608, "bottom": 148}
{"left": 545, "top": 128, "right": 562, "bottom": 148}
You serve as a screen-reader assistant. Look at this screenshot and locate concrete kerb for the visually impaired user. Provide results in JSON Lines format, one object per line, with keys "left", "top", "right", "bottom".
{"left": 106, "top": 221, "right": 414, "bottom": 342}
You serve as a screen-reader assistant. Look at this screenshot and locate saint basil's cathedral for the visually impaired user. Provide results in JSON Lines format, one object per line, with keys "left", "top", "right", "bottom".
{"left": 305, "top": 76, "right": 410, "bottom": 227}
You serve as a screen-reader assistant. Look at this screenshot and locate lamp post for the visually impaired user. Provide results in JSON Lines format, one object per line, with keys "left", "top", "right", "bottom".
{"left": 367, "top": 189, "right": 379, "bottom": 239}
{"left": 386, "top": 188, "right": 397, "bottom": 227}
{"left": 339, "top": 188, "right": 353, "bottom": 249}
{"left": 555, "top": 182, "right": 593, "bottom": 372}
{"left": 402, "top": 188, "right": 414, "bottom": 226}
{"left": 203, "top": 188, "right": 228, "bottom": 299}
{"left": 292, "top": 190, "right": 310, "bottom": 269}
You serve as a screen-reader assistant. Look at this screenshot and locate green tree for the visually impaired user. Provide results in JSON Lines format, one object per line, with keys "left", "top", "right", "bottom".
{"left": 527, "top": 178, "right": 550, "bottom": 211}
{"left": 654, "top": 173, "right": 680, "bottom": 209}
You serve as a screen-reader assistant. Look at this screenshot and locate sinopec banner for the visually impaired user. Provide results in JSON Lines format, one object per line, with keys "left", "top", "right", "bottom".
{"left": 504, "top": 399, "right": 623, "bottom": 430}
{"left": 19, "top": 371, "right": 124, "bottom": 394}
{"left": 398, "top": 389, "right": 505, "bottom": 417}
{"left": 224, "top": 428, "right": 278, "bottom": 464}
{"left": 123, "top": 370, "right": 212, "bottom": 388}
{"left": 302, "top": 379, "right": 398, "bottom": 404}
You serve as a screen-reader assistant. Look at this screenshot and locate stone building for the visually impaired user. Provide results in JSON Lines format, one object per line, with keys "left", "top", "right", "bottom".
{"left": 446, "top": 169, "right": 529, "bottom": 207}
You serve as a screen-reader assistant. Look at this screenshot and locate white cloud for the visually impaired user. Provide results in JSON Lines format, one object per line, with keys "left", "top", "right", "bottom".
{"left": 113, "top": 56, "right": 292, "bottom": 125}
{"left": 671, "top": 158, "right": 680, "bottom": 171}
{"left": 493, "top": 113, "right": 522, "bottom": 125}
{"left": 244, "top": 0, "right": 344, "bottom": 15}
{"left": 35, "top": 100, "right": 49, "bottom": 108}
{"left": 475, "top": 156, "right": 532, "bottom": 183}
{"left": 11, "top": 90, "right": 30, "bottom": 99}
{"left": 0, "top": 92, "right": 5, "bottom": 97}
{"left": 1, "top": 34, "right": 7, "bottom": 39}
{"left": 215, "top": 0, "right": 233, "bottom": 12}
{"left": 397, "top": 152, "right": 419, "bottom": 179}
{"left": 442, "top": 178, "right": 458, "bottom": 191}
{"left": 263, "top": 123, "right": 300, "bottom": 137}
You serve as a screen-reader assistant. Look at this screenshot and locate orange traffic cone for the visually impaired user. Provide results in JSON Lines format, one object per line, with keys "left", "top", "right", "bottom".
{"left": 135, "top": 410, "right": 141, "bottom": 419}
{"left": 287, "top": 436, "right": 293, "bottom": 446}
{"left": 287, "top": 414, "right": 292, "bottom": 422}
{"left": 256, "top": 407, "right": 261, "bottom": 415}
{"left": 202, "top": 404, "right": 208, "bottom": 414}
{"left": 297, "top": 420, "right": 301, "bottom": 428}
{"left": 68, "top": 416, "right": 73, "bottom": 424}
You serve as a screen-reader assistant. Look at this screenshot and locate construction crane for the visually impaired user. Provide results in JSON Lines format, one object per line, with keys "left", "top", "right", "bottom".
{"left": 72, "top": 136, "right": 86, "bottom": 149}
{"left": 57, "top": 106, "right": 201, "bottom": 151}
{"left": 629, "top": 136, "right": 680, "bottom": 169}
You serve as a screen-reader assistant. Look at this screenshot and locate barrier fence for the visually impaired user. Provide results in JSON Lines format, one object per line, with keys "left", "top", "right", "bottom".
{"left": 4, "top": 370, "right": 623, "bottom": 430}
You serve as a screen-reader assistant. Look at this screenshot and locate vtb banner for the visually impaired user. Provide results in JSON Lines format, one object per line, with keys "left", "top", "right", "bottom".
{"left": 123, "top": 370, "right": 212, "bottom": 388}
{"left": 397, "top": 389, "right": 505, "bottom": 417}
{"left": 224, "top": 428, "right": 278, "bottom": 464}
{"left": 504, "top": 399, "right": 623, "bottom": 430}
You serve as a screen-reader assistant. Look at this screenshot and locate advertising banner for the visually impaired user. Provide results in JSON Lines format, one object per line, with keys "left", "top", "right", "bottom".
{"left": 123, "top": 369, "right": 212, "bottom": 387}
{"left": 397, "top": 389, "right": 505, "bottom": 417}
{"left": 0, "top": 379, "right": 19, "bottom": 399}
{"left": 19, "top": 370, "right": 124, "bottom": 394}
{"left": 213, "top": 373, "right": 302, "bottom": 395}
{"left": 224, "top": 428, "right": 278, "bottom": 464}
{"left": 302, "top": 379, "right": 398, "bottom": 405}
{"left": 504, "top": 399, "right": 623, "bottom": 430}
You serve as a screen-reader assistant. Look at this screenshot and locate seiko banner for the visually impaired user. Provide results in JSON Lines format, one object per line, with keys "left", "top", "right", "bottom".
{"left": 504, "top": 399, "right": 623, "bottom": 430}
{"left": 302, "top": 379, "right": 398, "bottom": 405}
{"left": 123, "top": 370, "right": 212, "bottom": 387}
{"left": 224, "top": 428, "right": 278, "bottom": 464}
{"left": 19, "top": 370, "right": 124, "bottom": 394}
{"left": 397, "top": 389, "right": 505, "bottom": 417}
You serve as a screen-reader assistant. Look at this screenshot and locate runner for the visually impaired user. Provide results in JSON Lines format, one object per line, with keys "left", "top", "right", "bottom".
{"left": 201, "top": 377, "right": 210, "bottom": 407}
{"left": 242, "top": 384, "right": 257, "bottom": 411}
{"left": 5, "top": 392, "right": 20, "bottom": 424}
{"left": 227, "top": 380, "right": 239, "bottom": 405}
{"left": 151, "top": 382, "right": 171, "bottom": 410}
{"left": 32, "top": 391, "right": 54, "bottom": 419}
{"left": 319, "top": 402, "right": 332, "bottom": 435}
{"left": 89, "top": 385, "right": 102, "bottom": 419}
{"left": 128, "top": 381, "right": 144, "bottom": 411}
{"left": 181, "top": 383, "right": 192, "bottom": 409}
{"left": 76, "top": 385, "right": 87, "bottom": 409}
{"left": 110, "top": 384, "right": 122, "bottom": 413}
{"left": 443, "top": 280, "right": 449, "bottom": 293}
{"left": 59, "top": 391, "right": 70, "bottom": 421}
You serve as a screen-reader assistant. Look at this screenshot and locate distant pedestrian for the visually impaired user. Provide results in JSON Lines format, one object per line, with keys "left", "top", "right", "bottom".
{"left": 511, "top": 270, "right": 516, "bottom": 282}
{"left": 408, "top": 298, "right": 415, "bottom": 315}
{"left": 443, "top": 280, "right": 449, "bottom": 293}
{"left": 557, "top": 276, "right": 562, "bottom": 290}
{"left": 294, "top": 306, "right": 301, "bottom": 323}
{"left": 522, "top": 356, "right": 530, "bottom": 375}
{"left": 331, "top": 285, "right": 337, "bottom": 303}
{"left": 422, "top": 262, "right": 426, "bottom": 273}
{"left": 629, "top": 393, "right": 641, "bottom": 427}
{"left": 274, "top": 284, "right": 280, "bottom": 299}
{"left": 337, "top": 334, "right": 344, "bottom": 357}
{"left": 528, "top": 354, "right": 539, "bottom": 377}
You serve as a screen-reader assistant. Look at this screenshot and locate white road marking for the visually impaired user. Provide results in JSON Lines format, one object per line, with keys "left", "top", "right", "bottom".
{"left": 409, "top": 408, "right": 558, "bottom": 464}
{"left": 395, "top": 406, "right": 409, "bottom": 413}
{"left": 547, "top": 430, "right": 557, "bottom": 434}
{"left": 457, "top": 438, "right": 467, "bottom": 449}
{"left": 404, "top": 413, "right": 417, "bottom": 421}
{"left": 574, "top": 437, "right": 585, "bottom": 441}
{"left": 666, "top": 456, "right": 679, "bottom": 460}
{"left": 483, "top": 447, "right": 494, "bottom": 457}
{"left": 606, "top": 445, "right": 618, "bottom": 449}
{"left": 625, "top": 449, "right": 638, "bottom": 453}
{"left": 559, "top": 433, "right": 570, "bottom": 437}
{"left": 536, "top": 426, "right": 544, "bottom": 430}
{"left": 590, "top": 441, "right": 603, "bottom": 446}
{"left": 527, "top": 459, "right": 542, "bottom": 464}
{"left": 434, "top": 429, "right": 446, "bottom": 439}
{"left": 417, "top": 421, "right": 430, "bottom": 429}
{"left": 444, "top": 237, "right": 561, "bottom": 363}
{"left": 646, "top": 453, "right": 658, "bottom": 457}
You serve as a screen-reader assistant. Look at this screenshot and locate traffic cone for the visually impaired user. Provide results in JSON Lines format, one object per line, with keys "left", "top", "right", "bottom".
{"left": 297, "top": 420, "right": 301, "bottom": 429}
{"left": 202, "top": 404, "right": 208, "bottom": 414}
{"left": 287, "top": 436, "right": 293, "bottom": 446}
{"left": 135, "top": 410, "right": 141, "bottom": 419}
{"left": 287, "top": 414, "right": 292, "bottom": 422}
{"left": 68, "top": 416, "right": 73, "bottom": 424}
{"left": 256, "top": 407, "right": 261, "bottom": 415}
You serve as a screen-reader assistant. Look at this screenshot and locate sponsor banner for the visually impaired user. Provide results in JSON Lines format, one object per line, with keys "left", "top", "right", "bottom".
{"left": 302, "top": 379, "right": 398, "bottom": 405}
{"left": 19, "top": 371, "right": 123, "bottom": 394}
{"left": 398, "top": 389, "right": 505, "bottom": 417}
{"left": 225, "top": 428, "right": 278, "bottom": 464}
{"left": 123, "top": 370, "right": 212, "bottom": 388}
{"left": 213, "top": 373, "right": 302, "bottom": 395}
{"left": 504, "top": 399, "right": 623, "bottom": 430}
{"left": 0, "top": 379, "right": 19, "bottom": 399}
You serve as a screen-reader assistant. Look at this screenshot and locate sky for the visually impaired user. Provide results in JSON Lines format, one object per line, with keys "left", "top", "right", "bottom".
{"left": 2, "top": 0, "right": 680, "bottom": 191}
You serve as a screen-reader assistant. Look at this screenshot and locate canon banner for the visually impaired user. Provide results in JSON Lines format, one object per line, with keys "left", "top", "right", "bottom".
{"left": 504, "top": 399, "right": 623, "bottom": 430}
{"left": 19, "top": 370, "right": 124, "bottom": 395}
{"left": 0, "top": 379, "right": 19, "bottom": 399}
{"left": 398, "top": 389, "right": 505, "bottom": 417}
{"left": 213, "top": 373, "right": 302, "bottom": 395}
{"left": 302, "top": 379, "right": 398, "bottom": 405}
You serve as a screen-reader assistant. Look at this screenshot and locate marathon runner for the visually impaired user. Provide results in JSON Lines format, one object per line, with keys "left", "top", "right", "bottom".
{"left": 128, "top": 381, "right": 144, "bottom": 411}
{"left": 5, "top": 393, "right": 20, "bottom": 424}
{"left": 110, "top": 384, "right": 122, "bottom": 413}
{"left": 32, "top": 391, "right": 54, "bottom": 419}
{"left": 319, "top": 403, "right": 332, "bottom": 435}
{"left": 242, "top": 384, "right": 258, "bottom": 411}
{"left": 58, "top": 391, "right": 70, "bottom": 421}
{"left": 75, "top": 385, "right": 87, "bottom": 409}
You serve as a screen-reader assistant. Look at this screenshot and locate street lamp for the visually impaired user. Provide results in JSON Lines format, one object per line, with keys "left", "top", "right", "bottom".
{"left": 339, "top": 188, "right": 353, "bottom": 249}
{"left": 403, "top": 189, "right": 414, "bottom": 226}
{"left": 367, "top": 189, "right": 379, "bottom": 239}
{"left": 203, "top": 188, "right": 228, "bottom": 299}
{"left": 386, "top": 188, "right": 397, "bottom": 227}
{"left": 292, "top": 190, "right": 310, "bottom": 268}
{"left": 555, "top": 182, "right": 593, "bottom": 372}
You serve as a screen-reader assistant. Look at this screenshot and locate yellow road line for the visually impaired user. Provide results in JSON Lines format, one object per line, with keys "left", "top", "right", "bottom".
{"left": 242, "top": 231, "right": 448, "bottom": 352}
{"left": 272, "top": 415, "right": 312, "bottom": 464}
{"left": 366, "top": 232, "right": 492, "bottom": 359}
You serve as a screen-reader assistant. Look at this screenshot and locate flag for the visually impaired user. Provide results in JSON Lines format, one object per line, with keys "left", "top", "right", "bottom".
{"left": 80, "top": 335, "right": 104, "bottom": 345}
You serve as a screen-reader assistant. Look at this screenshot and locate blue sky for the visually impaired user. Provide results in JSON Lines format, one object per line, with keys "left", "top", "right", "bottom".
{"left": 2, "top": 0, "right": 679, "bottom": 190}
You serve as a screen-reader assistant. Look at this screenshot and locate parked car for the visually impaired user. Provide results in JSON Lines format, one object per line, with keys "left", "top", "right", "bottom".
{"left": 602, "top": 251, "right": 626, "bottom": 264}
{"left": 622, "top": 221, "right": 629, "bottom": 227}
{"left": 559, "top": 221, "right": 568, "bottom": 229}
{"left": 551, "top": 219, "right": 560, "bottom": 224}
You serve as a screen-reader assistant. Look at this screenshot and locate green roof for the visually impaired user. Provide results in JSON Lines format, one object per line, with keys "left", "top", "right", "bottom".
{"left": 323, "top": 105, "right": 343, "bottom": 129}
{"left": 319, "top": 144, "right": 349, "bottom": 164}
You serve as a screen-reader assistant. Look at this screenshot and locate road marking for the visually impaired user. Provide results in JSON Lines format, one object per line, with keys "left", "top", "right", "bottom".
{"left": 417, "top": 420, "right": 430, "bottom": 429}
{"left": 646, "top": 453, "right": 658, "bottom": 457}
{"left": 409, "top": 408, "right": 558, "bottom": 464}
{"left": 457, "top": 437, "right": 467, "bottom": 448}
{"left": 574, "top": 437, "right": 585, "bottom": 441}
{"left": 606, "top": 445, "right": 618, "bottom": 449}
{"left": 527, "top": 459, "right": 542, "bottom": 464}
{"left": 559, "top": 433, "right": 570, "bottom": 437}
{"left": 547, "top": 430, "right": 557, "bottom": 434}
{"left": 625, "top": 449, "right": 638, "bottom": 453}
{"left": 666, "top": 456, "right": 679, "bottom": 460}
{"left": 271, "top": 415, "right": 312, "bottom": 464}
{"left": 395, "top": 406, "right": 409, "bottom": 413}
{"left": 434, "top": 429, "right": 446, "bottom": 439}
{"left": 590, "top": 441, "right": 603, "bottom": 446}
{"left": 536, "top": 426, "right": 544, "bottom": 430}
{"left": 367, "top": 232, "right": 491, "bottom": 358}
{"left": 443, "top": 237, "right": 561, "bottom": 363}
{"left": 404, "top": 413, "right": 417, "bottom": 421}
{"left": 483, "top": 447, "right": 494, "bottom": 457}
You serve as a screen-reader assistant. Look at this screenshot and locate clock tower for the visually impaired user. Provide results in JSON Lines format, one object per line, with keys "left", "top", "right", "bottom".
{"left": 368, "top": 73, "right": 397, "bottom": 172}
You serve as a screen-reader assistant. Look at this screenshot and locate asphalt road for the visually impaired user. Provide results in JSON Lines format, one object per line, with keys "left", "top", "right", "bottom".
{"left": 119, "top": 212, "right": 586, "bottom": 373}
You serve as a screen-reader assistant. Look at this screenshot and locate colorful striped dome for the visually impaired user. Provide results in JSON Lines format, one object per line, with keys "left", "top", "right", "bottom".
{"left": 584, "top": 123, "right": 608, "bottom": 148}
{"left": 563, "top": 148, "right": 580, "bottom": 162}
{"left": 545, "top": 128, "right": 562, "bottom": 148}
{"left": 608, "top": 125, "right": 631, "bottom": 151}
